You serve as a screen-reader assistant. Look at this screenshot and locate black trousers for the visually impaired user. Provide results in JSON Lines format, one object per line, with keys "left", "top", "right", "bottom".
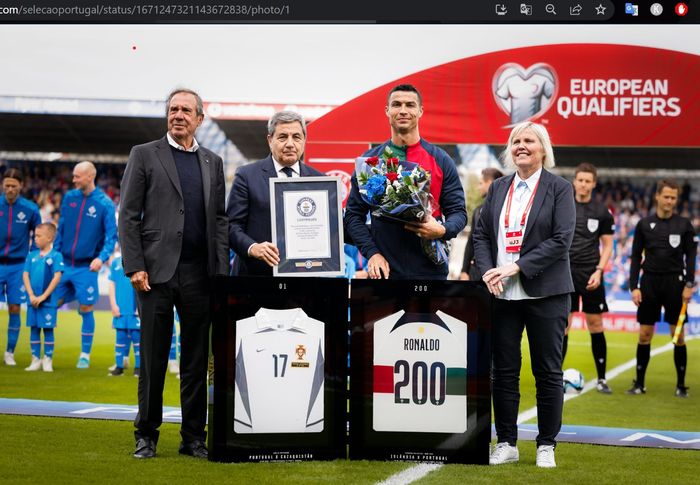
{"left": 492, "top": 294, "right": 568, "bottom": 447}
{"left": 134, "top": 261, "right": 211, "bottom": 444}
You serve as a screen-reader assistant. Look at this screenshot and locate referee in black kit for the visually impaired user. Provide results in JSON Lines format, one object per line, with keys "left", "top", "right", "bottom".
{"left": 564, "top": 163, "right": 615, "bottom": 393}
{"left": 628, "top": 179, "right": 697, "bottom": 397}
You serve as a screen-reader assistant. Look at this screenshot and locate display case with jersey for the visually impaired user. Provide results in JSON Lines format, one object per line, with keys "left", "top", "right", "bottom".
{"left": 210, "top": 277, "right": 347, "bottom": 462}
{"left": 349, "top": 280, "right": 491, "bottom": 464}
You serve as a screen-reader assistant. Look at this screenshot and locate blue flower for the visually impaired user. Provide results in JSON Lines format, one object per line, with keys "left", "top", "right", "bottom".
{"left": 365, "top": 174, "right": 387, "bottom": 203}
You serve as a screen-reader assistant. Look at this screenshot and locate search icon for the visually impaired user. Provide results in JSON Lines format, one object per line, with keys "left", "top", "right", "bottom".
{"left": 546, "top": 3, "right": 556, "bottom": 14}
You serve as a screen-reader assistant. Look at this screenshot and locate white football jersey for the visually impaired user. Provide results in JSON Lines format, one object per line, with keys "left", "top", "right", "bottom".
{"left": 373, "top": 310, "right": 468, "bottom": 433}
{"left": 234, "top": 308, "right": 325, "bottom": 433}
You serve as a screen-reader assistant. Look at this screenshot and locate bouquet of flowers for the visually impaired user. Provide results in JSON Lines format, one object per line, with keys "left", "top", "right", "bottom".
{"left": 356, "top": 146, "right": 449, "bottom": 265}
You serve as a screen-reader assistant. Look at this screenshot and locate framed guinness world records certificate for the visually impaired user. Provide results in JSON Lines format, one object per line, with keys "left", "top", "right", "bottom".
{"left": 270, "top": 176, "right": 345, "bottom": 277}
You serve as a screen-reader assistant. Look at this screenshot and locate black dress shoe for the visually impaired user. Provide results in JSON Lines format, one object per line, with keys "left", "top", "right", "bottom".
{"left": 133, "top": 438, "right": 156, "bottom": 459}
{"left": 178, "top": 440, "right": 208, "bottom": 459}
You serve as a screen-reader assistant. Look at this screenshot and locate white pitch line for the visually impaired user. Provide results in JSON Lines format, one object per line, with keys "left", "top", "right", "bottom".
{"left": 517, "top": 335, "right": 698, "bottom": 424}
{"left": 376, "top": 335, "right": 698, "bottom": 485}
{"left": 375, "top": 463, "right": 444, "bottom": 485}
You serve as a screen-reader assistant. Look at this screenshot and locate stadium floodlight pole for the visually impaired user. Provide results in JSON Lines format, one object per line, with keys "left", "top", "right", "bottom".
{"left": 672, "top": 301, "right": 688, "bottom": 345}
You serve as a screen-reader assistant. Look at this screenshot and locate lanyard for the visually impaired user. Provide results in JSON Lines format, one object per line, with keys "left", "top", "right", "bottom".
{"left": 504, "top": 178, "right": 540, "bottom": 229}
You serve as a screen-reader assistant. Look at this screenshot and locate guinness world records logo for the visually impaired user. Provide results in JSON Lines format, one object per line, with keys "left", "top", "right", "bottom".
{"left": 296, "top": 197, "right": 316, "bottom": 217}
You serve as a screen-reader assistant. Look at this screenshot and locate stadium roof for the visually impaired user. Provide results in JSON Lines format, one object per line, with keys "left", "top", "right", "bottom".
{"left": 0, "top": 112, "right": 265, "bottom": 162}
{"left": 2, "top": 107, "right": 697, "bottom": 174}
{"left": 0, "top": 97, "right": 335, "bottom": 162}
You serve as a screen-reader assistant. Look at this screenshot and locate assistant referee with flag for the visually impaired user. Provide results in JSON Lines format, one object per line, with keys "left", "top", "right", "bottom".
{"left": 627, "top": 179, "right": 697, "bottom": 398}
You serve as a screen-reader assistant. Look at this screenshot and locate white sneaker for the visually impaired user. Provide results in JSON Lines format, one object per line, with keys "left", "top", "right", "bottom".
{"left": 76, "top": 353, "right": 90, "bottom": 369}
{"left": 536, "top": 445, "right": 556, "bottom": 468}
{"left": 489, "top": 442, "right": 519, "bottom": 465}
{"left": 168, "top": 359, "right": 180, "bottom": 374}
{"left": 25, "top": 356, "right": 42, "bottom": 371}
{"left": 4, "top": 351, "right": 16, "bottom": 366}
{"left": 42, "top": 356, "right": 54, "bottom": 372}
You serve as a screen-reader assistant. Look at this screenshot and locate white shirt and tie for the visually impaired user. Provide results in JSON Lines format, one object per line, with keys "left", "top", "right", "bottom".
{"left": 496, "top": 168, "right": 542, "bottom": 300}
{"left": 273, "top": 158, "right": 300, "bottom": 178}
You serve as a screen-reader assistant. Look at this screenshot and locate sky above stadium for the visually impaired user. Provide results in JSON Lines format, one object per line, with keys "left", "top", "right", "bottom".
{"left": 1, "top": 25, "right": 698, "bottom": 105}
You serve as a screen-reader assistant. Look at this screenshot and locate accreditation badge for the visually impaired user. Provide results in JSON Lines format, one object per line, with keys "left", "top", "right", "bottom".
{"left": 505, "top": 230, "right": 523, "bottom": 253}
{"left": 669, "top": 234, "right": 681, "bottom": 248}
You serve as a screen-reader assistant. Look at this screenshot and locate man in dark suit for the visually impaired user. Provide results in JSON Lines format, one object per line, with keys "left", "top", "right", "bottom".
{"left": 119, "top": 88, "right": 229, "bottom": 459}
{"left": 227, "top": 111, "right": 324, "bottom": 276}
{"left": 472, "top": 122, "right": 575, "bottom": 468}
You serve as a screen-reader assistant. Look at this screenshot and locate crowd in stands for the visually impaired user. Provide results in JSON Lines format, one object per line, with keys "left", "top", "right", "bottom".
{"left": 1, "top": 161, "right": 124, "bottom": 225}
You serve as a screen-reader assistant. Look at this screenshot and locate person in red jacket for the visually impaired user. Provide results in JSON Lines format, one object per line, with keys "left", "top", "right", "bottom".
{"left": 344, "top": 84, "right": 467, "bottom": 280}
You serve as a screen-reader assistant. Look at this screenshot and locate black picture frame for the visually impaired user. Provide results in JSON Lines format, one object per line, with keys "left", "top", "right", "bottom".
{"left": 348, "top": 279, "right": 492, "bottom": 464}
{"left": 209, "top": 276, "right": 348, "bottom": 462}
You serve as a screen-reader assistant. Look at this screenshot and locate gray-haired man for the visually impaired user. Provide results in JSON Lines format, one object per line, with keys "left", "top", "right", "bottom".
{"left": 227, "top": 111, "right": 324, "bottom": 276}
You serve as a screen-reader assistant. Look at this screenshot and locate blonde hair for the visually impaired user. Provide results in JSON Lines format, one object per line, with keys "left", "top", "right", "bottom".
{"left": 501, "top": 121, "right": 555, "bottom": 169}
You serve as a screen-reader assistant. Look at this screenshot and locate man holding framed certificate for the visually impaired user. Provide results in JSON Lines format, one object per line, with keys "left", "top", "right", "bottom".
{"left": 227, "top": 111, "right": 325, "bottom": 276}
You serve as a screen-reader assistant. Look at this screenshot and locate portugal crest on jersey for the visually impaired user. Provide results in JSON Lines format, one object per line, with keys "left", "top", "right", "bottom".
{"left": 292, "top": 344, "right": 310, "bottom": 368}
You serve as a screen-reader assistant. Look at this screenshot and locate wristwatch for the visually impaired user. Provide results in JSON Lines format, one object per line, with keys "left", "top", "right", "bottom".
{"left": 685, "top": 281, "right": 696, "bottom": 289}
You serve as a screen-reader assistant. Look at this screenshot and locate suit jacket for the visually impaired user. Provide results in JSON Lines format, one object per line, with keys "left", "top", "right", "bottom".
{"left": 461, "top": 204, "right": 483, "bottom": 281}
{"left": 472, "top": 169, "right": 575, "bottom": 297}
{"left": 227, "top": 156, "right": 324, "bottom": 276}
{"left": 119, "top": 136, "right": 229, "bottom": 284}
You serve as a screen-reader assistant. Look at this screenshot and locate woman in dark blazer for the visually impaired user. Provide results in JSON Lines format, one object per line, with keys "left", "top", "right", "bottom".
{"left": 472, "top": 121, "right": 575, "bottom": 468}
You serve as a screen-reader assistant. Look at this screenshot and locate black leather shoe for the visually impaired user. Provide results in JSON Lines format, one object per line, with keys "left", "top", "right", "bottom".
{"left": 133, "top": 438, "right": 156, "bottom": 459}
{"left": 178, "top": 440, "right": 208, "bottom": 459}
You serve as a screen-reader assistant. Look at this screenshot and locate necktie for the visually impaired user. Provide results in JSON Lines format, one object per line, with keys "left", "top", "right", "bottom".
{"left": 516, "top": 181, "right": 529, "bottom": 203}
{"left": 281, "top": 166, "right": 295, "bottom": 178}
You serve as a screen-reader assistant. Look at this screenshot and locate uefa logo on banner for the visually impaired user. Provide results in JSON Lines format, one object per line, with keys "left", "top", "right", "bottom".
{"left": 492, "top": 62, "right": 558, "bottom": 126}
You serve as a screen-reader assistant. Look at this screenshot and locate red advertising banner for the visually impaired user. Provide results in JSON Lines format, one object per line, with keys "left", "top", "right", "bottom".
{"left": 307, "top": 44, "right": 700, "bottom": 148}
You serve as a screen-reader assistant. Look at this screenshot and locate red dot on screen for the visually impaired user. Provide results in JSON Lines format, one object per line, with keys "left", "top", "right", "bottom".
{"left": 132, "top": 45, "right": 137, "bottom": 51}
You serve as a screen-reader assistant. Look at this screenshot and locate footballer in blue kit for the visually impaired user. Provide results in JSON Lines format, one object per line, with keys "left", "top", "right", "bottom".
{"left": 23, "top": 223, "right": 64, "bottom": 372}
{"left": 53, "top": 162, "right": 117, "bottom": 368}
{"left": 1, "top": 169, "right": 42, "bottom": 366}
{"left": 108, "top": 254, "right": 141, "bottom": 377}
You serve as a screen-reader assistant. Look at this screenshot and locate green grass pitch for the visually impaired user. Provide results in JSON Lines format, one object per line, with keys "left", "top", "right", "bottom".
{"left": 0, "top": 310, "right": 698, "bottom": 484}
